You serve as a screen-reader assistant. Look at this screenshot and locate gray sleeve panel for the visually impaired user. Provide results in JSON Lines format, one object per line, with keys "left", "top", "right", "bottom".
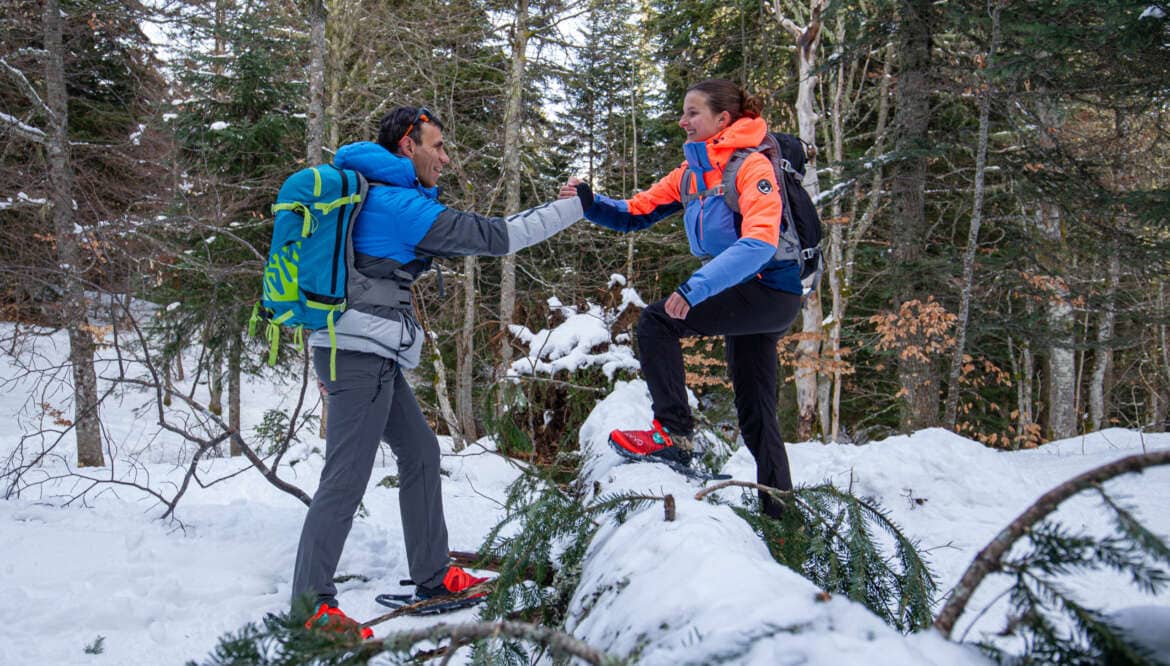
{"left": 415, "top": 207, "right": 511, "bottom": 258}
{"left": 502, "top": 197, "right": 584, "bottom": 253}
{"left": 413, "top": 197, "right": 583, "bottom": 258}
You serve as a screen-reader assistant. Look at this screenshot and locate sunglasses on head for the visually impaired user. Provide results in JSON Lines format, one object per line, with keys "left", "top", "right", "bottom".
{"left": 401, "top": 107, "right": 433, "bottom": 144}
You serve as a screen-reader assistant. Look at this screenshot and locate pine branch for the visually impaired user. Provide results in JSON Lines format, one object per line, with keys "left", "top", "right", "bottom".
{"left": 935, "top": 449, "right": 1170, "bottom": 637}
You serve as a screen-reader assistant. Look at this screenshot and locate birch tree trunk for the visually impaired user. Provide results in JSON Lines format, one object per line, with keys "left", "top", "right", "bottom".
{"left": 1088, "top": 239, "right": 1119, "bottom": 431}
{"left": 456, "top": 256, "right": 478, "bottom": 439}
{"left": 1035, "top": 203, "right": 1077, "bottom": 438}
{"left": 45, "top": 0, "right": 104, "bottom": 467}
{"left": 775, "top": 0, "right": 827, "bottom": 441}
{"left": 428, "top": 330, "right": 465, "bottom": 450}
{"left": 944, "top": 0, "right": 1000, "bottom": 428}
{"left": 496, "top": 0, "right": 528, "bottom": 418}
{"left": 890, "top": 0, "right": 939, "bottom": 431}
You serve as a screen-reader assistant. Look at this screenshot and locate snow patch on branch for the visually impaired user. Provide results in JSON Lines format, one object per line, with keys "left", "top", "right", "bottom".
{"left": 507, "top": 293, "right": 644, "bottom": 381}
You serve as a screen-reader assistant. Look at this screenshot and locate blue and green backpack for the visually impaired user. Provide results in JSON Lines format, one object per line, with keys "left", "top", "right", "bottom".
{"left": 249, "top": 164, "right": 368, "bottom": 374}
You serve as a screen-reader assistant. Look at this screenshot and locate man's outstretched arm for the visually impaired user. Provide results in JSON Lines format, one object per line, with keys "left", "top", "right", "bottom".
{"left": 413, "top": 197, "right": 584, "bottom": 258}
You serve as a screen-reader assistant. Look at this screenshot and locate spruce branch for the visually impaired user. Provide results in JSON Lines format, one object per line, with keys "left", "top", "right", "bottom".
{"left": 374, "top": 620, "right": 622, "bottom": 666}
{"left": 709, "top": 481, "right": 937, "bottom": 631}
{"left": 934, "top": 449, "right": 1170, "bottom": 637}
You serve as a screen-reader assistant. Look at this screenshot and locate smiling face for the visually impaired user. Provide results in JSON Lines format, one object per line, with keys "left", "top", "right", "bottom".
{"left": 403, "top": 122, "right": 450, "bottom": 188}
{"left": 679, "top": 90, "right": 730, "bottom": 143}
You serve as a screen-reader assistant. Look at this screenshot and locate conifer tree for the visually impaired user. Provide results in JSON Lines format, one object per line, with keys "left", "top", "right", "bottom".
{"left": 152, "top": 0, "right": 307, "bottom": 446}
{"left": 1, "top": 0, "right": 167, "bottom": 466}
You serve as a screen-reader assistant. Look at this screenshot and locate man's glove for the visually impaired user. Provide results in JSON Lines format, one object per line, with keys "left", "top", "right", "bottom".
{"left": 575, "top": 181, "right": 594, "bottom": 211}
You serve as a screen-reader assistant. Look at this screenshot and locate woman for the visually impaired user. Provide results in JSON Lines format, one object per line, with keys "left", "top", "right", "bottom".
{"left": 560, "top": 78, "right": 802, "bottom": 518}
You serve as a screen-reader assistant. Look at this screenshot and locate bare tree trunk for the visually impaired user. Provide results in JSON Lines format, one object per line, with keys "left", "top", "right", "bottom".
{"left": 826, "top": 22, "right": 846, "bottom": 442}
{"left": 1008, "top": 333, "right": 1033, "bottom": 448}
{"left": 1035, "top": 204, "right": 1077, "bottom": 438}
{"left": 1159, "top": 282, "right": 1170, "bottom": 431}
{"left": 207, "top": 326, "right": 224, "bottom": 419}
{"left": 456, "top": 256, "right": 478, "bottom": 439}
{"left": 944, "top": 0, "right": 1000, "bottom": 428}
{"left": 1088, "top": 239, "right": 1119, "bottom": 431}
{"left": 891, "top": 0, "right": 938, "bottom": 431}
{"left": 306, "top": 0, "right": 326, "bottom": 164}
{"left": 45, "top": 0, "right": 103, "bottom": 467}
{"left": 831, "top": 42, "right": 895, "bottom": 442}
{"left": 627, "top": 86, "right": 638, "bottom": 277}
{"left": 428, "top": 329, "right": 464, "bottom": 450}
{"left": 306, "top": 0, "right": 327, "bottom": 438}
{"left": 228, "top": 333, "right": 242, "bottom": 456}
{"left": 775, "top": 0, "right": 827, "bottom": 441}
{"left": 496, "top": 0, "right": 528, "bottom": 418}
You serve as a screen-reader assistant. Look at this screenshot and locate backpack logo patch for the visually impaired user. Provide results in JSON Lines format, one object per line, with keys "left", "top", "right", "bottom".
{"left": 757, "top": 179, "right": 773, "bottom": 194}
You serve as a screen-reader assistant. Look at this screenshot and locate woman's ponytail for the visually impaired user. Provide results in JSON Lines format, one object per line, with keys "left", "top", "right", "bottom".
{"left": 741, "top": 92, "right": 763, "bottom": 119}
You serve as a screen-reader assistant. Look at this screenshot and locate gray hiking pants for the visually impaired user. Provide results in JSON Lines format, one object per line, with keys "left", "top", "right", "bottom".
{"left": 290, "top": 348, "right": 450, "bottom": 610}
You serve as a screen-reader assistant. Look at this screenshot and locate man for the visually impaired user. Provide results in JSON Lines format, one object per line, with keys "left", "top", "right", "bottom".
{"left": 293, "top": 106, "right": 584, "bottom": 638}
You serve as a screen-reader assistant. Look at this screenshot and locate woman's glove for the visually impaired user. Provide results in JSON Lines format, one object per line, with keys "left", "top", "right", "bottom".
{"left": 574, "top": 181, "right": 594, "bottom": 211}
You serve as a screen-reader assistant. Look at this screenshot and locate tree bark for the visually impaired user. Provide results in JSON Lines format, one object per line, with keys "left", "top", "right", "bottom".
{"left": 44, "top": 0, "right": 104, "bottom": 467}
{"left": 495, "top": 0, "right": 528, "bottom": 418}
{"left": 456, "top": 256, "right": 478, "bottom": 439}
{"left": 228, "top": 332, "right": 242, "bottom": 456}
{"left": 1158, "top": 282, "right": 1170, "bottom": 431}
{"left": 428, "top": 329, "right": 464, "bottom": 450}
{"left": 306, "top": 0, "right": 326, "bottom": 164}
{"left": 826, "top": 15, "right": 846, "bottom": 443}
{"left": 1008, "top": 328, "right": 1036, "bottom": 449}
{"left": 831, "top": 42, "right": 895, "bottom": 442}
{"left": 774, "top": 1, "right": 825, "bottom": 441}
{"left": 1088, "top": 239, "right": 1119, "bottom": 431}
{"left": 1035, "top": 203, "right": 1077, "bottom": 438}
{"left": 890, "top": 0, "right": 938, "bottom": 431}
{"left": 944, "top": 1, "right": 1000, "bottom": 428}
{"left": 207, "top": 333, "right": 224, "bottom": 419}
{"left": 775, "top": 0, "right": 828, "bottom": 441}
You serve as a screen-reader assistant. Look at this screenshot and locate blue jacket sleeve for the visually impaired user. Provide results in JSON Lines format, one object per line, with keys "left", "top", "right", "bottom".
{"left": 676, "top": 239, "right": 777, "bottom": 306}
{"left": 585, "top": 193, "right": 681, "bottom": 232}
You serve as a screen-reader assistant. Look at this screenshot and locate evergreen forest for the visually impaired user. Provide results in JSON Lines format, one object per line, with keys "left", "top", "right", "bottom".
{"left": 2, "top": 0, "right": 1170, "bottom": 661}
{"left": 5, "top": 0, "right": 1169, "bottom": 459}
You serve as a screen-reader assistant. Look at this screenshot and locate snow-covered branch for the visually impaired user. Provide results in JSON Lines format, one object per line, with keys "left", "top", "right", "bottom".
{"left": 0, "top": 57, "right": 52, "bottom": 120}
{"left": 0, "top": 111, "right": 46, "bottom": 144}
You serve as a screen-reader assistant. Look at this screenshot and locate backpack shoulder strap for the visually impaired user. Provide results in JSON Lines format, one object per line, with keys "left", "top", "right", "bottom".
{"left": 678, "top": 167, "right": 725, "bottom": 205}
{"left": 720, "top": 148, "right": 754, "bottom": 214}
{"left": 722, "top": 133, "right": 783, "bottom": 214}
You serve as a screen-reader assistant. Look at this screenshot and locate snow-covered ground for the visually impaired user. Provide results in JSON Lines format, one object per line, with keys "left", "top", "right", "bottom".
{"left": 1, "top": 323, "right": 1168, "bottom": 665}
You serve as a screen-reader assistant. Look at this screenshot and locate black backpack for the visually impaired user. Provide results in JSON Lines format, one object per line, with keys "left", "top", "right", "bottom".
{"left": 720, "top": 132, "right": 824, "bottom": 293}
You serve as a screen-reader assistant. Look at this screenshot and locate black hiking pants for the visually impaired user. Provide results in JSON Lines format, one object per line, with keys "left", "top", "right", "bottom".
{"left": 638, "top": 280, "right": 802, "bottom": 518}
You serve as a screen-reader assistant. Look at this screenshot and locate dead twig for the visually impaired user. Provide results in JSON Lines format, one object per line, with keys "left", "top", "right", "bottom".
{"left": 933, "top": 449, "right": 1170, "bottom": 637}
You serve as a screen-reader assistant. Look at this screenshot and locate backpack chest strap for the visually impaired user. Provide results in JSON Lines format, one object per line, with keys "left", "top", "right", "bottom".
{"left": 678, "top": 167, "right": 727, "bottom": 205}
